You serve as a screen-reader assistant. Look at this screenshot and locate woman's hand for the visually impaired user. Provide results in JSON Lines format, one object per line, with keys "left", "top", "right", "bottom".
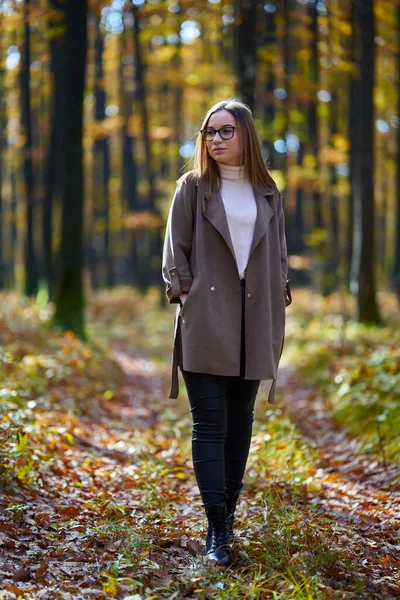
{"left": 179, "top": 293, "right": 188, "bottom": 306}
{"left": 283, "top": 280, "right": 292, "bottom": 307}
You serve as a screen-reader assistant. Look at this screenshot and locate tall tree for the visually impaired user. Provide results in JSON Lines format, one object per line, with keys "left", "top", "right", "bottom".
{"left": 120, "top": 14, "right": 138, "bottom": 214}
{"left": 132, "top": 3, "right": 156, "bottom": 212}
{"left": 233, "top": 0, "right": 259, "bottom": 112}
{"left": 91, "top": 16, "right": 112, "bottom": 289}
{"left": 307, "top": 0, "right": 323, "bottom": 229}
{"left": 21, "top": 0, "right": 38, "bottom": 296}
{"left": 394, "top": 3, "right": 400, "bottom": 302}
{"left": 350, "top": 0, "right": 382, "bottom": 323}
{"left": 44, "top": 0, "right": 68, "bottom": 301}
{"left": 292, "top": 5, "right": 306, "bottom": 256}
{"left": 347, "top": 1, "right": 356, "bottom": 290}
{"left": 132, "top": 3, "right": 161, "bottom": 291}
{"left": 262, "top": 1, "right": 277, "bottom": 166}
{"left": 53, "top": 0, "right": 88, "bottom": 336}
{"left": 172, "top": 4, "right": 184, "bottom": 176}
{"left": 0, "top": 39, "right": 5, "bottom": 290}
{"left": 119, "top": 11, "right": 139, "bottom": 286}
{"left": 281, "top": 0, "right": 290, "bottom": 177}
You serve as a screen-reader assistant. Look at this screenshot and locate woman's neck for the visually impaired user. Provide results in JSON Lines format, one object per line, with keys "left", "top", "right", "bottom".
{"left": 218, "top": 163, "right": 246, "bottom": 181}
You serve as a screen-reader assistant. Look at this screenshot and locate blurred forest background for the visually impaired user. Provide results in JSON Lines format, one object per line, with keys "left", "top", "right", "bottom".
{"left": 0, "top": 0, "right": 399, "bottom": 335}
{"left": 1, "top": 3, "right": 400, "bottom": 596}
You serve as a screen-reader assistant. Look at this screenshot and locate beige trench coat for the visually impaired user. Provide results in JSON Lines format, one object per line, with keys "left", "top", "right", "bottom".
{"left": 162, "top": 171, "right": 292, "bottom": 404}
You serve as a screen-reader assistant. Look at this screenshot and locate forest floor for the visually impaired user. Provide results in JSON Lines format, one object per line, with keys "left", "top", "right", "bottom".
{"left": 0, "top": 289, "right": 399, "bottom": 600}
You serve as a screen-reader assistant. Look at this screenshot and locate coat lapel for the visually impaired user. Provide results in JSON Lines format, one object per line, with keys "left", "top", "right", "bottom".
{"left": 202, "top": 189, "right": 236, "bottom": 261}
{"left": 248, "top": 185, "right": 275, "bottom": 259}
{"left": 202, "top": 184, "right": 275, "bottom": 263}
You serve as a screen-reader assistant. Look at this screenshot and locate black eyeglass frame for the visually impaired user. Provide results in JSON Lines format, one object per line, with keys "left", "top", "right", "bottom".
{"left": 199, "top": 126, "right": 236, "bottom": 141}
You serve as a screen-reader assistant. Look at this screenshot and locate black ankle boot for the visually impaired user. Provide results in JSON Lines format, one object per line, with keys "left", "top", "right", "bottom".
{"left": 225, "top": 491, "right": 240, "bottom": 543}
{"left": 204, "top": 503, "right": 232, "bottom": 567}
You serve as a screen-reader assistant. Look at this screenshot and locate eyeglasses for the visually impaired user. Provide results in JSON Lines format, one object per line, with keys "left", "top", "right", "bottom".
{"left": 200, "top": 126, "right": 236, "bottom": 141}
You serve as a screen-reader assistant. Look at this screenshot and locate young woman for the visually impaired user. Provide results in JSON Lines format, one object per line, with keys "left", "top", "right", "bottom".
{"left": 162, "top": 99, "right": 292, "bottom": 568}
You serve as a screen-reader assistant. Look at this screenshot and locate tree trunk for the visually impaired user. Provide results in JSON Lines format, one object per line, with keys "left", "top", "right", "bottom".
{"left": 132, "top": 5, "right": 155, "bottom": 211}
{"left": 173, "top": 9, "right": 184, "bottom": 177}
{"left": 0, "top": 45, "right": 5, "bottom": 289}
{"left": 280, "top": 0, "right": 289, "bottom": 177}
{"left": 347, "top": 3, "right": 356, "bottom": 292}
{"left": 394, "top": 4, "right": 400, "bottom": 301}
{"left": 132, "top": 4, "right": 161, "bottom": 292}
{"left": 233, "top": 0, "right": 258, "bottom": 112}
{"left": 44, "top": 0, "right": 68, "bottom": 301}
{"left": 328, "top": 92, "right": 340, "bottom": 295}
{"left": 307, "top": 1, "right": 323, "bottom": 229}
{"left": 92, "top": 17, "right": 112, "bottom": 289}
{"left": 53, "top": 0, "right": 88, "bottom": 336}
{"left": 263, "top": 2, "right": 276, "bottom": 167}
{"left": 120, "top": 14, "right": 139, "bottom": 286}
{"left": 21, "top": 0, "right": 38, "bottom": 297}
{"left": 293, "top": 7, "right": 305, "bottom": 257}
{"left": 350, "top": 0, "right": 382, "bottom": 323}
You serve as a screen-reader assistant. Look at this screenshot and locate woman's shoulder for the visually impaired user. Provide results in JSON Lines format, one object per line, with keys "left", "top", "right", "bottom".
{"left": 172, "top": 170, "right": 198, "bottom": 210}
{"left": 176, "top": 170, "right": 199, "bottom": 189}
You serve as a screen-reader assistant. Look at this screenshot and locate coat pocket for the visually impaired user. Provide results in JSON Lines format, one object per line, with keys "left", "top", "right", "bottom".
{"left": 179, "top": 280, "right": 195, "bottom": 318}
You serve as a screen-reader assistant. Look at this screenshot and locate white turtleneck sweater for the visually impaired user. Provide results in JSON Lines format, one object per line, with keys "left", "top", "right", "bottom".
{"left": 218, "top": 163, "right": 257, "bottom": 280}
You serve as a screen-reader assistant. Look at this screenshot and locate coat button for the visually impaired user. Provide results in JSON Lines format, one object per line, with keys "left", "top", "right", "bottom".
{"left": 211, "top": 286, "right": 215, "bottom": 291}
{"left": 247, "top": 293, "right": 251, "bottom": 297}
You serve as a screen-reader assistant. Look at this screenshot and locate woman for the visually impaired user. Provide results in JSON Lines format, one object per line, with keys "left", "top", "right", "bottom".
{"left": 162, "top": 99, "right": 292, "bottom": 568}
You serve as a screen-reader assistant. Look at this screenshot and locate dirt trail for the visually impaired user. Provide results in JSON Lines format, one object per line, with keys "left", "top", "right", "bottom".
{"left": 107, "top": 346, "right": 400, "bottom": 595}
{"left": 2, "top": 344, "right": 398, "bottom": 598}
{"left": 278, "top": 366, "right": 400, "bottom": 598}
{"left": 108, "top": 347, "right": 400, "bottom": 596}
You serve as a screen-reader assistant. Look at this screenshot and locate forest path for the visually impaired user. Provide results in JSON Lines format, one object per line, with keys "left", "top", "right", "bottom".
{"left": 109, "top": 343, "right": 400, "bottom": 597}
{"left": 1, "top": 342, "right": 399, "bottom": 599}
{"left": 108, "top": 344, "right": 400, "bottom": 598}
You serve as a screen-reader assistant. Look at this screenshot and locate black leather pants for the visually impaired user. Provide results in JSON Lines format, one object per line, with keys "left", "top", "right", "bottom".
{"left": 181, "top": 278, "right": 261, "bottom": 508}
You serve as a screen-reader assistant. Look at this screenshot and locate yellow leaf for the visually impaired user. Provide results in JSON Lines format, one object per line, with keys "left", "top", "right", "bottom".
{"left": 331, "top": 134, "right": 349, "bottom": 153}
{"left": 297, "top": 48, "right": 312, "bottom": 61}
{"left": 303, "top": 154, "right": 317, "bottom": 168}
{"left": 16, "top": 460, "right": 34, "bottom": 481}
{"left": 186, "top": 73, "right": 201, "bottom": 86}
{"left": 102, "top": 576, "right": 118, "bottom": 596}
{"left": 62, "top": 432, "right": 74, "bottom": 446}
{"left": 338, "top": 20, "right": 352, "bottom": 36}
{"left": 16, "top": 432, "right": 28, "bottom": 453}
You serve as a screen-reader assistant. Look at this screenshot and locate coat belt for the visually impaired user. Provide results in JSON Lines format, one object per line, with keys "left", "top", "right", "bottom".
{"left": 169, "top": 317, "right": 180, "bottom": 399}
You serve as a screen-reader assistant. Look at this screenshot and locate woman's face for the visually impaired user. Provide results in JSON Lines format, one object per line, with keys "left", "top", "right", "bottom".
{"left": 204, "top": 109, "right": 242, "bottom": 167}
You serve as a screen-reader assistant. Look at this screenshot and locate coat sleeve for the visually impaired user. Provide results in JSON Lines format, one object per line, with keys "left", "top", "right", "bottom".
{"left": 277, "top": 191, "right": 292, "bottom": 307}
{"left": 162, "top": 177, "right": 195, "bottom": 304}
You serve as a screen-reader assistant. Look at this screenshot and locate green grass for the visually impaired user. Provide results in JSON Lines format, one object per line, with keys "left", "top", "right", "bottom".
{"left": 287, "top": 310, "right": 400, "bottom": 464}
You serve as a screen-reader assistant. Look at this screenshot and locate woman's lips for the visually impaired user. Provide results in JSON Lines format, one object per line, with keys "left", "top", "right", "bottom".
{"left": 213, "top": 148, "right": 226, "bottom": 153}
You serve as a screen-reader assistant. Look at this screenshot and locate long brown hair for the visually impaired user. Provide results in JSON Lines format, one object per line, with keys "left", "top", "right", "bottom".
{"left": 185, "top": 98, "right": 278, "bottom": 198}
